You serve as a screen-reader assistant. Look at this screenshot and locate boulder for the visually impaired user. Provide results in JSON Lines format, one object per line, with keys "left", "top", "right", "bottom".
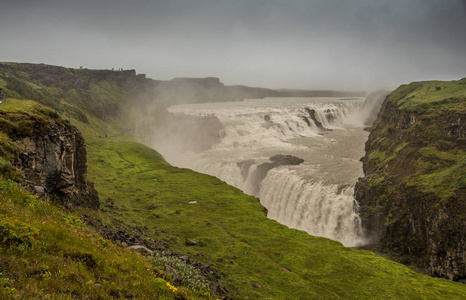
{"left": 165, "top": 265, "right": 180, "bottom": 281}
{"left": 33, "top": 186, "right": 46, "bottom": 197}
{"left": 186, "top": 240, "right": 197, "bottom": 246}
{"left": 127, "top": 245, "right": 154, "bottom": 256}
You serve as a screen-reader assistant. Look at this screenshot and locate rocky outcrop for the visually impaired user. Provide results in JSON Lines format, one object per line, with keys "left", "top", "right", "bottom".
{"left": 13, "top": 117, "right": 99, "bottom": 209}
{"left": 305, "top": 108, "right": 330, "bottom": 133}
{"left": 249, "top": 154, "right": 304, "bottom": 196}
{"left": 355, "top": 79, "right": 466, "bottom": 281}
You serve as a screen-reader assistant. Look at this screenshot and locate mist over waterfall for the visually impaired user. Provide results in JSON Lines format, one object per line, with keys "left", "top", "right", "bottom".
{"left": 137, "top": 95, "right": 386, "bottom": 247}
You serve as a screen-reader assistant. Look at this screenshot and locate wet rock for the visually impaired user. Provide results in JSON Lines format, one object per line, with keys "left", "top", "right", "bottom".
{"left": 33, "top": 186, "right": 46, "bottom": 197}
{"left": 186, "top": 240, "right": 197, "bottom": 246}
{"left": 269, "top": 154, "right": 304, "bottom": 165}
{"left": 301, "top": 116, "right": 311, "bottom": 126}
{"left": 165, "top": 265, "right": 180, "bottom": 281}
{"left": 127, "top": 245, "right": 154, "bottom": 256}
{"left": 250, "top": 154, "right": 304, "bottom": 195}
{"left": 305, "top": 108, "right": 328, "bottom": 132}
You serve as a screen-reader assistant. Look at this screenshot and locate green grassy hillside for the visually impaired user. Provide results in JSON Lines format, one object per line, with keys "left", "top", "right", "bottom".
{"left": 77, "top": 132, "right": 466, "bottom": 299}
{"left": 0, "top": 63, "right": 465, "bottom": 298}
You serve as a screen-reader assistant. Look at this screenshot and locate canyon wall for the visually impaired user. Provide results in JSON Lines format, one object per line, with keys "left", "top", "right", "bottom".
{"left": 355, "top": 79, "right": 466, "bottom": 281}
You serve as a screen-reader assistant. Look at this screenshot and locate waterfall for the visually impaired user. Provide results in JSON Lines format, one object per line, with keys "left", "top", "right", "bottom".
{"left": 259, "top": 169, "right": 365, "bottom": 247}
{"left": 147, "top": 97, "right": 372, "bottom": 247}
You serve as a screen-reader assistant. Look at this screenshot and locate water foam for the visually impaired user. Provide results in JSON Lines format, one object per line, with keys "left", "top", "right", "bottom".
{"left": 260, "top": 168, "right": 365, "bottom": 246}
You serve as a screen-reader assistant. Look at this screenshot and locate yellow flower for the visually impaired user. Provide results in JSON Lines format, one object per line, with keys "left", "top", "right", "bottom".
{"left": 165, "top": 282, "right": 178, "bottom": 293}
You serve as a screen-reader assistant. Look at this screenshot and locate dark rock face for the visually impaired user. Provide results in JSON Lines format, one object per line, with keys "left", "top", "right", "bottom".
{"left": 16, "top": 120, "right": 99, "bottom": 209}
{"left": 355, "top": 85, "right": 466, "bottom": 281}
{"left": 304, "top": 108, "right": 330, "bottom": 132}
{"left": 250, "top": 154, "right": 304, "bottom": 196}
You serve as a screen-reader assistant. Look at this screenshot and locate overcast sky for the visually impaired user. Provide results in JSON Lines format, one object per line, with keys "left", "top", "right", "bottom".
{"left": 1, "top": 0, "right": 465, "bottom": 91}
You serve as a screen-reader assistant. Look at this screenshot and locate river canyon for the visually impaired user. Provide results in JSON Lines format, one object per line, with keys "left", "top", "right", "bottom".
{"left": 141, "top": 95, "right": 385, "bottom": 247}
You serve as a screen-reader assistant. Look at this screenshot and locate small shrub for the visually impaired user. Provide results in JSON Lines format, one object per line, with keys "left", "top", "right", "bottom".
{"left": 97, "top": 237, "right": 109, "bottom": 247}
{"left": 63, "top": 215, "right": 85, "bottom": 228}
{"left": 151, "top": 251, "right": 210, "bottom": 292}
{"left": 0, "top": 272, "right": 10, "bottom": 286}
{"left": 22, "top": 195, "right": 38, "bottom": 209}
{"left": 0, "top": 217, "right": 39, "bottom": 249}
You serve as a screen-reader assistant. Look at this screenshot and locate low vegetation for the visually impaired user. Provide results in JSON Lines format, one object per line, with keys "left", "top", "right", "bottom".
{"left": 78, "top": 133, "right": 466, "bottom": 299}
{"left": 0, "top": 180, "right": 186, "bottom": 299}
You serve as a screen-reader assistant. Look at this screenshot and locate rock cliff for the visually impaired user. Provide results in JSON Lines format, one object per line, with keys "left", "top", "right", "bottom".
{"left": 0, "top": 100, "right": 99, "bottom": 209}
{"left": 18, "top": 120, "right": 99, "bottom": 209}
{"left": 355, "top": 79, "right": 466, "bottom": 281}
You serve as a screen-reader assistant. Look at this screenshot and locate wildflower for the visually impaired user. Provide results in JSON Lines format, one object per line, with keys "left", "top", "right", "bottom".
{"left": 165, "top": 282, "right": 178, "bottom": 293}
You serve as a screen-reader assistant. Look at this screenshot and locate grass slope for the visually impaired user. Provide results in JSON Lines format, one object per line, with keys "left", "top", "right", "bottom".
{"left": 383, "top": 79, "right": 465, "bottom": 199}
{"left": 0, "top": 180, "right": 183, "bottom": 299}
{"left": 80, "top": 132, "right": 466, "bottom": 299}
{"left": 0, "top": 99, "right": 209, "bottom": 299}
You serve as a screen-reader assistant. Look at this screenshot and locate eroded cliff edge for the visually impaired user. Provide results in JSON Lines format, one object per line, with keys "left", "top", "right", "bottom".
{"left": 355, "top": 79, "right": 466, "bottom": 281}
{"left": 0, "top": 100, "right": 99, "bottom": 209}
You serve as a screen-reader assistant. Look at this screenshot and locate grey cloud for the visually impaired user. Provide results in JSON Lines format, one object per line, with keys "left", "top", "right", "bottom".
{"left": 1, "top": 0, "right": 465, "bottom": 90}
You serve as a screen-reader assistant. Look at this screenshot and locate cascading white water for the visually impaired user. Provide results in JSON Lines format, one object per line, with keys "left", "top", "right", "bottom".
{"left": 156, "top": 97, "right": 372, "bottom": 247}
{"left": 259, "top": 169, "right": 364, "bottom": 246}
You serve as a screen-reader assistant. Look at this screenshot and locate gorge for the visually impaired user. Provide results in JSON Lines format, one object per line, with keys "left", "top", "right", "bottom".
{"left": 137, "top": 96, "right": 386, "bottom": 247}
{"left": 0, "top": 63, "right": 464, "bottom": 299}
